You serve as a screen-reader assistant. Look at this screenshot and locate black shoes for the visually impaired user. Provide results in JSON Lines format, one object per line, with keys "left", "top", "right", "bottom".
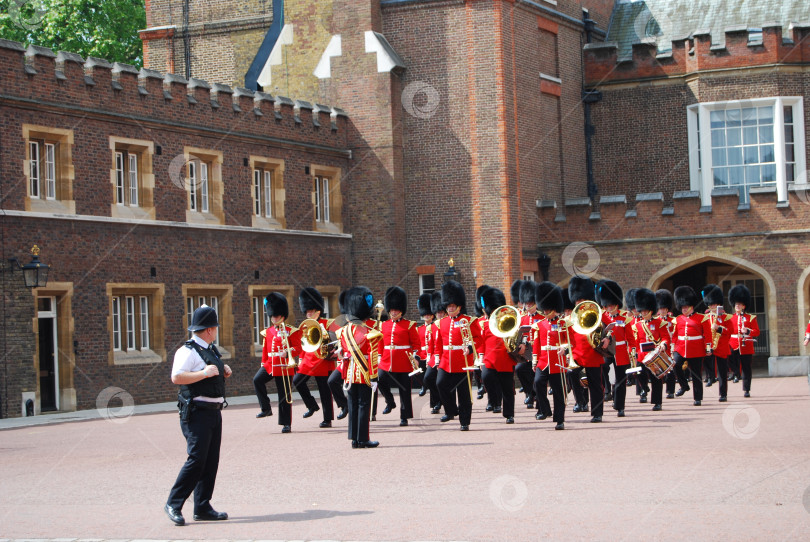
{"left": 485, "top": 404, "right": 493, "bottom": 412}
{"left": 590, "top": 416, "right": 602, "bottom": 423}
{"left": 440, "top": 414, "right": 455, "bottom": 423}
{"left": 418, "top": 387, "right": 427, "bottom": 397}
{"left": 706, "top": 379, "right": 713, "bottom": 388}
{"left": 675, "top": 387, "right": 689, "bottom": 397}
{"left": 536, "top": 413, "right": 547, "bottom": 420}
{"left": 693, "top": 400, "right": 702, "bottom": 406}
{"left": 604, "top": 392, "right": 613, "bottom": 402}
{"left": 256, "top": 410, "right": 272, "bottom": 418}
{"left": 303, "top": 407, "right": 320, "bottom": 418}
{"left": 666, "top": 393, "right": 675, "bottom": 399}
{"left": 165, "top": 504, "right": 185, "bottom": 526}
{"left": 639, "top": 395, "right": 648, "bottom": 403}
{"left": 352, "top": 440, "right": 379, "bottom": 448}
{"left": 555, "top": 422, "right": 565, "bottom": 430}
{"left": 382, "top": 403, "right": 396, "bottom": 415}
{"left": 744, "top": 391, "right": 751, "bottom": 398}
{"left": 319, "top": 421, "right": 332, "bottom": 428}
{"left": 336, "top": 407, "right": 348, "bottom": 420}
{"left": 733, "top": 376, "right": 740, "bottom": 383}
{"left": 573, "top": 404, "right": 582, "bottom": 413}
{"left": 430, "top": 406, "right": 441, "bottom": 414}
{"left": 526, "top": 402, "right": 534, "bottom": 410}
{"left": 719, "top": 396, "right": 727, "bottom": 402}
{"left": 460, "top": 425, "right": 469, "bottom": 431}
{"left": 477, "top": 388, "right": 485, "bottom": 399}
{"left": 505, "top": 417, "right": 514, "bottom": 424}
{"left": 400, "top": 419, "right": 408, "bottom": 427}
{"left": 617, "top": 410, "right": 625, "bottom": 417}
{"left": 493, "top": 406, "right": 502, "bottom": 414}
{"left": 652, "top": 404, "right": 662, "bottom": 411}
{"left": 193, "top": 509, "right": 228, "bottom": 521}
{"left": 281, "top": 425, "right": 291, "bottom": 433}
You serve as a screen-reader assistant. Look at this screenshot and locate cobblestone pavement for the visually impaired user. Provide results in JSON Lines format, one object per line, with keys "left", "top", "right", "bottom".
{"left": 1, "top": 376, "right": 809, "bottom": 541}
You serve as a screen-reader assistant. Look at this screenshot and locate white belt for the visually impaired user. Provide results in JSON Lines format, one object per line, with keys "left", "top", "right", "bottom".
{"left": 541, "top": 345, "right": 562, "bottom": 351}
{"left": 268, "top": 350, "right": 291, "bottom": 357}
{"left": 678, "top": 335, "right": 703, "bottom": 341}
{"left": 615, "top": 341, "right": 626, "bottom": 346}
{"left": 445, "top": 345, "right": 466, "bottom": 351}
{"left": 385, "top": 345, "right": 411, "bottom": 350}
{"left": 730, "top": 334, "right": 749, "bottom": 338}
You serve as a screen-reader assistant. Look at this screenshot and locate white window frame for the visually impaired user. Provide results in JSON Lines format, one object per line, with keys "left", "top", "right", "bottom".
{"left": 688, "top": 97, "right": 806, "bottom": 206}
{"left": 419, "top": 274, "right": 436, "bottom": 295}
{"left": 252, "top": 168, "right": 275, "bottom": 218}
{"left": 189, "top": 161, "right": 198, "bottom": 211}
{"left": 29, "top": 141, "right": 56, "bottom": 200}
{"left": 125, "top": 296, "right": 136, "bottom": 351}
{"left": 139, "top": 296, "right": 150, "bottom": 350}
{"left": 315, "top": 175, "right": 331, "bottom": 223}
{"left": 44, "top": 143, "right": 56, "bottom": 199}
{"left": 200, "top": 162, "right": 209, "bottom": 212}
{"left": 251, "top": 295, "right": 272, "bottom": 347}
{"left": 112, "top": 296, "right": 122, "bottom": 351}
{"left": 29, "top": 141, "right": 40, "bottom": 198}
{"left": 128, "top": 153, "right": 139, "bottom": 206}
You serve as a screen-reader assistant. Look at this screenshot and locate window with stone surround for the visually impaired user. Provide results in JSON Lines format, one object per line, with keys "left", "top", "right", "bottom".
{"left": 250, "top": 156, "right": 286, "bottom": 229}
{"left": 23, "top": 125, "right": 75, "bottom": 214}
{"left": 312, "top": 165, "right": 342, "bottom": 233}
{"left": 688, "top": 97, "right": 806, "bottom": 205}
{"left": 184, "top": 285, "right": 233, "bottom": 359}
{"left": 107, "top": 283, "right": 165, "bottom": 365}
{"left": 109, "top": 137, "right": 155, "bottom": 220}
{"left": 184, "top": 148, "right": 224, "bottom": 225}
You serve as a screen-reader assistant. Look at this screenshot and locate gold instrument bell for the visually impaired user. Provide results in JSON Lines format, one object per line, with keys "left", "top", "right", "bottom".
{"left": 299, "top": 318, "right": 324, "bottom": 354}
{"left": 489, "top": 305, "right": 521, "bottom": 351}
{"left": 570, "top": 300, "right": 608, "bottom": 354}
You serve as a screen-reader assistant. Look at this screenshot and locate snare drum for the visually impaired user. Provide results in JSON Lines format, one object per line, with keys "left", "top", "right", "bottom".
{"left": 641, "top": 343, "right": 675, "bottom": 380}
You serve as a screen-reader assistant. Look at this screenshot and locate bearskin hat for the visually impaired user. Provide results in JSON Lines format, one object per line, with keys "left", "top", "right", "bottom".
{"left": 561, "top": 288, "right": 575, "bottom": 312}
{"left": 344, "top": 286, "right": 374, "bottom": 321}
{"left": 481, "top": 287, "right": 506, "bottom": 317}
{"left": 430, "top": 290, "right": 446, "bottom": 315}
{"left": 299, "top": 287, "right": 324, "bottom": 314}
{"left": 701, "top": 284, "right": 724, "bottom": 307}
{"left": 384, "top": 286, "right": 407, "bottom": 314}
{"left": 510, "top": 279, "right": 524, "bottom": 305}
{"left": 338, "top": 289, "right": 347, "bottom": 315}
{"left": 264, "top": 292, "right": 289, "bottom": 319}
{"left": 417, "top": 293, "right": 433, "bottom": 316}
{"left": 520, "top": 280, "right": 537, "bottom": 306}
{"left": 597, "top": 279, "right": 623, "bottom": 308}
{"left": 568, "top": 275, "right": 595, "bottom": 303}
{"left": 673, "top": 285, "right": 699, "bottom": 312}
{"left": 625, "top": 288, "right": 638, "bottom": 311}
{"left": 656, "top": 289, "right": 674, "bottom": 312}
{"left": 729, "top": 284, "right": 752, "bottom": 308}
{"left": 634, "top": 288, "right": 657, "bottom": 314}
{"left": 474, "top": 284, "right": 491, "bottom": 318}
{"left": 441, "top": 280, "right": 466, "bottom": 312}
{"left": 536, "top": 281, "right": 564, "bottom": 314}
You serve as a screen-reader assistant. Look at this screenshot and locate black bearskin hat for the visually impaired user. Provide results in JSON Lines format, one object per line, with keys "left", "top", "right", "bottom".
{"left": 634, "top": 288, "right": 657, "bottom": 314}
{"left": 701, "top": 284, "right": 724, "bottom": 307}
{"left": 656, "top": 289, "right": 674, "bottom": 312}
{"left": 344, "top": 286, "right": 374, "bottom": 321}
{"left": 475, "top": 284, "right": 491, "bottom": 318}
{"left": 674, "top": 286, "right": 699, "bottom": 312}
{"left": 568, "top": 275, "right": 595, "bottom": 303}
{"left": 536, "top": 281, "right": 563, "bottom": 314}
{"left": 299, "top": 287, "right": 324, "bottom": 314}
{"left": 264, "top": 292, "right": 289, "bottom": 319}
{"left": 441, "top": 280, "right": 466, "bottom": 312}
{"left": 510, "top": 279, "right": 524, "bottom": 305}
{"left": 481, "top": 287, "right": 506, "bottom": 317}
{"left": 430, "top": 290, "right": 446, "bottom": 315}
{"left": 729, "top": 284, "right": 752, "bottom": 308}
{"left": 561, "top": 288, "right": 575, "bottom": 312}
{"left": 625, "top": 288, "right": 638, "bottom": 311}
{"left": 597, "top": 280, "right": 623, "bottom": 308}
{"left": 520, "top": 280, "right": 537, "bottom": 306}
{"left": 417, "top": 293, "right": 433, "bottom": 316}
{"left": 384, "top": 286, "right": 407, "bottom": 314}
{"left": 338, "top": 289, "right": 347, "bottom": 315}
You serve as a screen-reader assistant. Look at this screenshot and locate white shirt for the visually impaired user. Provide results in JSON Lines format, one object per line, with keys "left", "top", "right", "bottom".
{"left": 172, "top": 335, "right": 223, "bottom": 402}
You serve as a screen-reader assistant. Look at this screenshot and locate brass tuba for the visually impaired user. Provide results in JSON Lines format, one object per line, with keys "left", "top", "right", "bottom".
{"left": 489, "top": 305, "right": 528, "bottom": 363}
{"left": 300, "top": 318, "right": 325, "bottom": 356}
{"left": 570, "top": 300, "right": 610, "bottom": 356}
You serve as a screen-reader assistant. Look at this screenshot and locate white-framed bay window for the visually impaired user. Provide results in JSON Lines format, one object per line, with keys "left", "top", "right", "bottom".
{"left": 688, "top": 97, "right": 805, "bottom": 205}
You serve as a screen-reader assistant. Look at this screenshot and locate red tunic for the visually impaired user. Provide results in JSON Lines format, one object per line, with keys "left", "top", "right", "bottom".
{"left": 297, "top": 318, "right": 333, "bottom": 377}
{"left": 418, "top": 322, "right": 431, "bottom": 360}
{"left": 705, "top": 310, "right": 733, "bottom": 359}
{"left": 674, "top": 313, "right": 711, "bottom": 358}
{"left": 261, "top": 324, "right": 302, "bottom": 377}
{"left": 379, "top": 318, "right": 420, "bottom": 373}
{"left": 434, "top": 314, "right": 483, "bottom": 373}
{"left": 631, "top": 316, "right": 670, "bottom": 365}
{"left": 728, "top": 312, "right": 760, "bottom": 355}
{"left": 568, "top": 325, "right": 604, "bottom": 368}
{"left": 532, "top": 316, "right": 568, "bottom": 374}
{"left": 339, "top": 322, "right": 381, "bottom": 385}
{"left": 601, "top": 310, "right": 633, "bottom": 366}
{"left": 480, "top": 320, "right": 515, "bottom": 372}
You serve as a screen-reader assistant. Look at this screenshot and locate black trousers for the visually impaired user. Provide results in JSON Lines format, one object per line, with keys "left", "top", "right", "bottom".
{"left": 637, "top": 365, "right": 650, "bottom": 395}
{"left": 533, "top": 367, "right": 551, "bottom": 417}
{"left": 372, "top": 368, "right": 397, "bottom": 416}
{"left": 423, "top": 365, "right": 441, "bottom": 408}
{"left": 548, "top": 371, "right": 566, "bottom": 424}
{"left": 515, "top": 361, "right": 534, "bottom": 399}
{"left": 570, "top": 368, "right": 588, "bottom": 408}
{"left": 347, "top": 383, "right": 372, "bottom": 443}
{"left": 167, "top": 408, "right": 221, "bottom": 514}
{"left": 674, "top": 352, "right": 703, "bottom": 401}
{"left": 293, "top": 373, "right": 334, "bottom": 422}
{"left": 383, "top": 371, "right": 414, "bottom": 420}
{"left": 437, "top": 369, "right": 472, "bottom": 425}
{"left": 327, "top": 369, "right": 348, "bottom": 410}
{"left": 643, "top": 365, "right": 663, "bottom": 406}
{"left": 729, "top": 350, "right": 753, "bottom": 392}
{"left": 253, "top": 367, "right": 274, "bottom": 414}
{"left": 613, "top": 364, "right": 628, "bottom": 411}
{"left": 585, "top": 366, "right": 605, "bottom": 417}
{"left": 482, "top": 368, "right": 515, "bottom": 418}
{"left": 712, "top": 355, "right": 729, "bottom": 397}
{"left": 602, "top": 358, "right": 614, "bottom": 396}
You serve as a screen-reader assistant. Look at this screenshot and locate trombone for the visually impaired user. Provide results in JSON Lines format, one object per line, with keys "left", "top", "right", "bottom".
{"left": 277, "top": 324, "right": 297, "bottom": 404}
{"left": 458, "top": 318, "right": 477, "bottom": 405}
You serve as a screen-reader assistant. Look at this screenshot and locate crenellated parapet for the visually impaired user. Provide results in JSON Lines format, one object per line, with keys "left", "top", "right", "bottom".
{"left": 584, "top": 23, "right": 810, "bottom": 86}
{"left": 0, "top": 40, "right": 348, "bottom": 144}
{"left": 537, "top": 185, "right": 810, "bottom": 242}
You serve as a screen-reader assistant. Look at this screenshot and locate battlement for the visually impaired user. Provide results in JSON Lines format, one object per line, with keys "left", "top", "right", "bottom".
{"left": 537, "top": 185, "right": 810, "bottom": 243}
{"left": 0, "top": 40, "right": 348, "bottom": 143}
{"left": 584, "top": 23, "right": 810, "bottom": 86}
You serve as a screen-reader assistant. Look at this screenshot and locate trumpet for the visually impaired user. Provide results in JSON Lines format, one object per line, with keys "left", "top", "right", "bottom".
{"left": 277, "top": 324, "right": 297, "bottom": 404}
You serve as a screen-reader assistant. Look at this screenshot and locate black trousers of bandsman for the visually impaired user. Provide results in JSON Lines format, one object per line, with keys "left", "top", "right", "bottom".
{"left": 327, "top": 368, "right": 348, "bottom": 411}
{"left": 533, "top": 367, "right": 551, "bottom": 417}
{"left": 728, "top": 350, "right": 753, "bottom": 392}
{"left": 379, "top": 370, "right": 414, "bottom": 420}
{"left": 372, "top": 368, "right": 397, "bottom": 416}
{"left": 711, "top": 355, "right": 729, "bottom": 397}
{"left": 436, "top": 368, "right": 472, "bottom": 426}
{"left": 585, "top": 366, "right": 604, "bottom": 417}
{"left": 548, "top": 372, "right": 567, "bottom": 424}
{"left": 674, "top": 352, "right": 703, "bottom": 402}
{"left": 481, "top": 367, "right": 515, "bottom": 419}
{"left": 347, "top": 383, "right": 372, "bottom": 443}
{"left": 514, "top": 361, "right": 534, "bottom": 402}
{"left": 292, "top": 373, "right": 334, "bottom": 422}
{"left": 422, "top": 365, "right": 441, "bottom": 409}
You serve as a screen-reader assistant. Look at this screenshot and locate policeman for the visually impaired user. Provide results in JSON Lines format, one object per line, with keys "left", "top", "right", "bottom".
{"left": 165, "top": 305, "right": 231, "bottom": 526}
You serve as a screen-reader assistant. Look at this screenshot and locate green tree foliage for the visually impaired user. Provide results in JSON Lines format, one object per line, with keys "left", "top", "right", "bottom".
{"left": 0, "top": 0, "right": 146, "bottom": 68}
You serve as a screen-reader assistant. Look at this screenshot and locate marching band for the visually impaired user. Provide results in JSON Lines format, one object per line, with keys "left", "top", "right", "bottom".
{"left": 252, "top": 278, "right": 761, "bottom": 445}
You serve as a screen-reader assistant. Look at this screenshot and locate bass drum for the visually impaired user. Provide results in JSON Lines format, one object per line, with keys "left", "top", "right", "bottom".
{"left": 640, "top": 343, "right": 675, "bottom": 380}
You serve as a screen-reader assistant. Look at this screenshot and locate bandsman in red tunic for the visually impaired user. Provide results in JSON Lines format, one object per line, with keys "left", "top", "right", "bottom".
{"left": 568, "top": 276, "right": 605, "bottom": 422}
{"left": 422, "top": 291, "right": 446, "bottom": 414}
{"left": 632, "top": 288, "right": 670, "bottom": 411}
{"left": 338, "top": 286, "right": 383, "bottom": 448}
{"left": 728, "top": 284, "right": 760, "bottom": 398}
{"left": 473, "top": 284, "right": 492, "bottom": 404}
{"left": 597, "top": 280, "right": 633, "bottom": 417}
{"left": 416, "top": 293, "right": 434, "bottom": 397}
{"left": 532, "top": 282, "right": 568, "bottom": 430}
{"left": 256, "top": 293, "right": 302, "bottom": 433}
{"left": 479, "top": 287, "right": 516, "bottom": 423}
{"left": 292, "top": 287, "right": 336, "bottom": 428}
{"left": 326, "top": 290, "right": 349, "bottom": 421}
{"left": 655, "top": 289, "right": 682, "bottom": 400}
{"left": 701, "top": 284, "right": 733, "bottom": 402}
{"left": 433, "top": 280, "right": 482, "bottom": 431}
{"left": 673, "top": 286, "right": 712, "bottom": 406}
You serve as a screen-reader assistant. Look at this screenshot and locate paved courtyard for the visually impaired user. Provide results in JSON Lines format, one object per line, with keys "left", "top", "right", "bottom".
{"left": 1, "top": 375, "right": 810, "bottom": 541}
